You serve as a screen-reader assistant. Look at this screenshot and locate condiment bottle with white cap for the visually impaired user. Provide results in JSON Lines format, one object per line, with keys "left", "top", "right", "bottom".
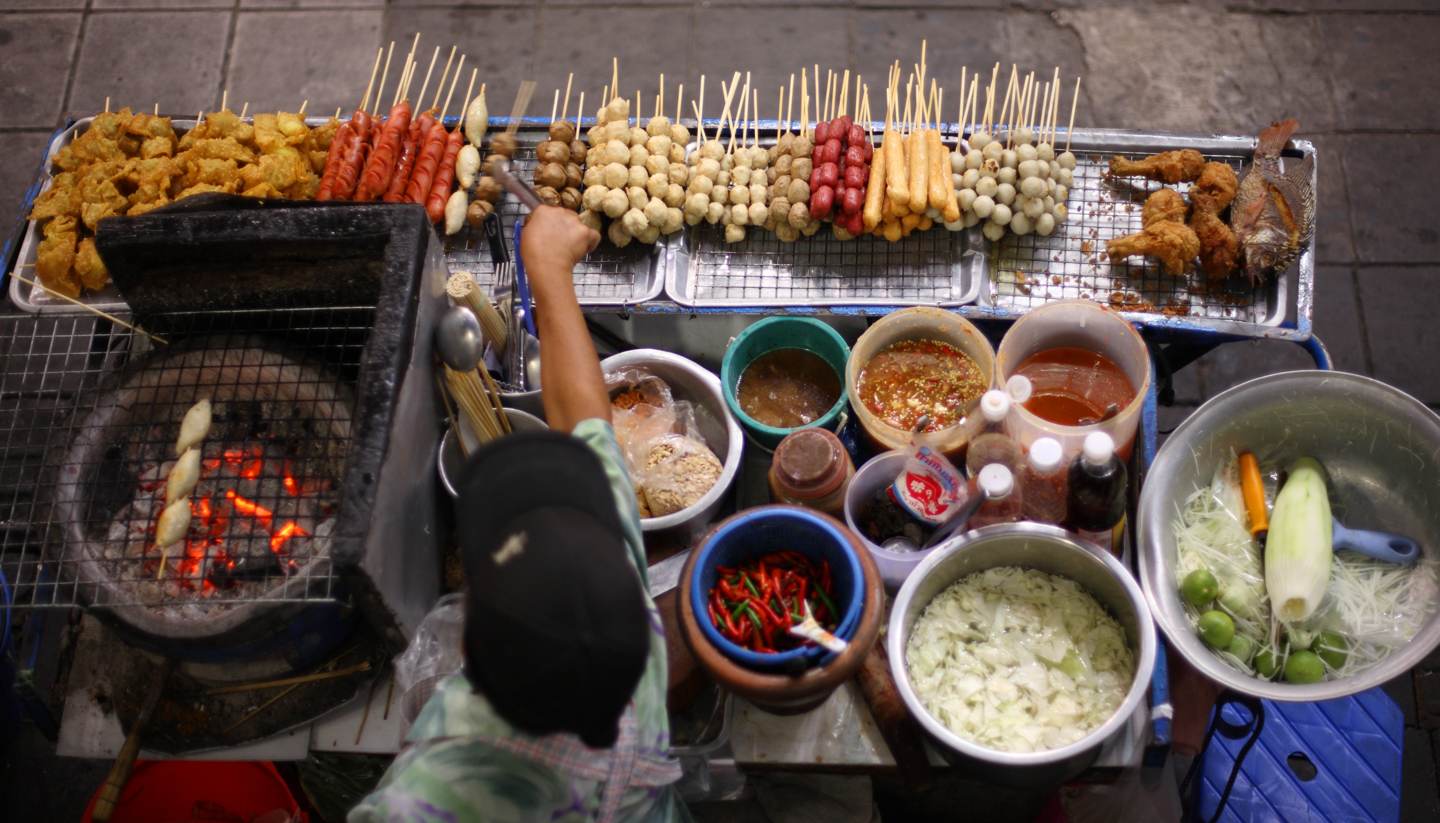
{"left": 1019, "top": 436, "right": 1067, "bottom": 525}
{"left": 1066, "top": 431, "right": 1128, "bottom": 554}
{"left": 964, "top": 389, "right": 1021, "bottom": 479}
{"left": 968, "top": 464, "right": 1022, "bottom": 529}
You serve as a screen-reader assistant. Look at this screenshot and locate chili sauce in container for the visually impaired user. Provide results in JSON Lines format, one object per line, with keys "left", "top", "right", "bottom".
{"left": 994, "top": 300, "right": 1150, "bottom": 462}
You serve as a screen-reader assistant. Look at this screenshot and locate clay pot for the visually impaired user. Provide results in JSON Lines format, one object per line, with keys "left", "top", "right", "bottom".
{"left": 676, "top": 506, "right": 885, "bottom": 715}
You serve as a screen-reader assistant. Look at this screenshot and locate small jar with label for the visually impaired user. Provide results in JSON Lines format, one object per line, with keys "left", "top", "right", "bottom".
{"left": 768, "top": 428, "right": 854, "bottom": 516}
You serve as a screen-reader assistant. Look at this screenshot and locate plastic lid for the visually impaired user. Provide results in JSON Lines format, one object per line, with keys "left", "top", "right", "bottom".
{"left": 979, "top": 390, "right": 1010, "bottom": 423}
{"left": 1028, "top": 437, "right": 1063, "bottom": 473}
{"left": 977, "top": 464, "right": 1014, "bottom": 498}
{"left": 1005, "top": 374, "right": 1033, "bottom": 404}
{"left": 773, "top": 428, "right": 847, "bottom": 498}
{"left": 1082, "top": 431, "right": 1115, "bottom": 467}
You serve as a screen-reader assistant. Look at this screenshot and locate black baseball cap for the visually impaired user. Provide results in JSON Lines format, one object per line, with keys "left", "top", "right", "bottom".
{"left": 455, "top": 431, "right": 650, "bottom": 749}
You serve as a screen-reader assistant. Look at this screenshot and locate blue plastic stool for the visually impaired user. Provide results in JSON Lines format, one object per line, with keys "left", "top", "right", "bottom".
{"left": 1193, "top": 687, "right": 1402, "bottom": 822}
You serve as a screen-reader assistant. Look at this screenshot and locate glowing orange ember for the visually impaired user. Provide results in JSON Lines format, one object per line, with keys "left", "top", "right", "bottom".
{"left": 240, "top": 459, "right": 264, "bottom": 480}
{"left": 225, "top": 489, "right": 274, "bottom": 526}
{"left": 283, "top": 462, "right": 300, "bottom": 497}
{"left": 269, "top": 521, "right": 308, "bottom": 553}
{"left": 222, "top": 449, "right": 247, "bottom": 465}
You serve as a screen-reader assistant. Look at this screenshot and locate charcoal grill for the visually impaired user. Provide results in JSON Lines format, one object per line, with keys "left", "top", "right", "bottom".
{"left": 1, "top": 199, "right": 449, "bottom": 667}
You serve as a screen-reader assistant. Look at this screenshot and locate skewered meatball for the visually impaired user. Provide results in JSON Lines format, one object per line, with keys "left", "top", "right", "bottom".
{"left": 549, "top": 121, "right": 576, "bottom": 144}
{"left": 490, "top": 132, "right": 518, "bottom": 157}
{"left": 536, "top": 162, "right": 567, "bottom": 189}
{"left": 537, "top": 141, "right": 569, "bottom": 165}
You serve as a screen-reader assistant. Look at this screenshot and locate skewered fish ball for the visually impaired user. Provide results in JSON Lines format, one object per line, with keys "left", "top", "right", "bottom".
{"left": 958, "top": 188, "right": 977, "bottom": 211}
{"left": 583, "top": 164, "right": 603, "bottom": 188}
{"left": 700, "top": 140, "right": 725, "bottom": 160}
{"left": 1036, "top": 212, "right": 1056, "bottom": 236}
{"left": 706, "top": 201, "right": 725, "bottom": 223}
{"left": 1018, "top": 160, "right": 1040, "bottom": 179}
{"left": 690, "top": 174, "right": 714, "bottom": 196}
{"left": 645, "top": 173, "right": 668, "bottom": 199}
{"left": 627, "top": 165, "right": 648, "bottom": 188}
{"left": 1022, "top": 196, "right": 1045, "bottom": 219}
{"left": 996, "top": 182, "right": 1016, "bottom": 206}
{"left": 972, "top": 194, "right": 996, "bottom": 218}
{"left": 602, "top": 162, "right": 628, "bottom": 189}
{"left": 579, "top": 209, "right": 602, "bottom": 232}
{"left": 628, "top": 127, "right": 648, "bottom": 147}
{"left": 627, "top": 186, "right": 648, "bottom": 210}
{"left": 1053, "top": 203, "right": 1068, "bottom": 223}
{"left": 606, "top": 97, "right": 630, "bottom": 121}
{"left": 712, "top": 185, "right": 728, "bottom": 205}
{"left": 628, "top": 144, "right": 650, "bottom": 168}
{"left": 603, "top": 120, "right": 629, "bottom": 143}
{"left": 1053, "top": 184, "right": 1068, "bottom": 202}
{"left": 724, "top": 223, "right": 746, "bottom": 243}
{"left": 715, "top": 169, "right": 731, "bottom": 188}
{"left": 646, "top": 115, "right": 671, "bottom": 137}
{"left": 602, "top": 188, "right": 629, "bottom": 218}
{"left": 1010, "top": 211, "right": 1033, "bottom": 236}
{"left": 1016, "top": 143, "right": 1038, "bottom": 163}
{"left": 991, "top": 203, "right": 1013, "bottom": 226}
{"left": 583, "top": 185, "right": 609, "bottom": 212}
{"left": 697, "top": 157, "right": 720, "bottom": 179}
{"left": 665, "top": 183, "right": 684, "bottom": 207}
{"left": 1037, "top": 142, "right": 1055, "bottom": 162}
{"left": 1020, "top": 176, "right": 1047, "bottom": 198}
{"left": 998, "top": 166, "right": 1017, "bottom": 185}
{"left": 1001, "top": 149, "right": 1018, "bottom": 168}
{"left": 621, "top": 207, "right": 649, "bottom": 236}
{"left": 646, "top": 134, "right": 672, "bottom": 158}
{"left": 1056, "top": 168, "right": 1074, "bottom": 187}
{"left": 643, "top": 196, "right": 668, "bottom": 226}
{"left": 982, "top": 220, "right": 1006, "bottom": 241}
{"left": 965, "top": 151, "right": 983, "bottom": 171}
{"left": 975, "top": 177, "right": 999, "bottom": 198}
{"left": 982, "top": 141, "right": 1004, "bottom": 162}
{"left": 748, "top": 202, "right": 768, "bottom": 226}
{"left": 961, "top": 169, "right": 980, "bottom": 189}
{"left": 730, "top": 185, "right": 750, "bottom": 205}
{"left": 668, "top": 163, "right": 688, "bottom": 185}
{"left": 607, "top": 220, "right": 632, "bottom": 248}
{"left": 732, "top": 165, "right": 752, "bottom": 186}
{"left": 970, "top": 131, "right": 992, "bottom": 150}
{"left": 670, "top": 123, "right": 690, "bottom": 145}
{"left": 1056, "top": 151, "right": 1077, "bottom": 170}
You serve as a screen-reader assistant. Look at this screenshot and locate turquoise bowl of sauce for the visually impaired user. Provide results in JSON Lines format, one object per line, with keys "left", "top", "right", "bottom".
{"left": 721, "top": 317, "right": 850, "bottom": 451}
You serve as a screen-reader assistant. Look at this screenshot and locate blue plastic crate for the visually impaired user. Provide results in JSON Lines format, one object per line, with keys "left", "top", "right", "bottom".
{"left": 1196, "top": 688, "right": 1402, "bottom": 822}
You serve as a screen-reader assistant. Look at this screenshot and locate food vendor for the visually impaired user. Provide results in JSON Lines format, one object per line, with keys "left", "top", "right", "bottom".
{"left": 350, "top": 206, "right": 689, "bottom": 822}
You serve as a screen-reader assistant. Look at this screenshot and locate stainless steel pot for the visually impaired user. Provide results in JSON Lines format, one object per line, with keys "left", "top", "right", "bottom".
{"left": 600, "top": 349, "right": 744, "bottom": 541}
{"left": 1138, "top": 370, "right": 1440, "bottom": 701}
{"left": 888, "top": 524, "right": 1156, "bottom": 786}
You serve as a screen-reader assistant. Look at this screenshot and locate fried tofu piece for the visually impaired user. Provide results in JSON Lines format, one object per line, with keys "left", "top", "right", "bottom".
{"left": 140, "top": 135, "right": 175, "bottom": 159}
{"left": 29, "top": 172, "right": 80, "bottom": 221}
{"left": 35, "top": 232, "right": 80, "bottom": 299}
{"left": 173, "top": 181, "right": 233, "bottom": 201}
{"left": 186, "top": 137, "right": 255, "bottom": 164}
{"left": 73, "top": 237, "right": 109, "bottom": 291}
{"left": 183, "top": 157, "right": 240, "bottom": 189}
{"left": 242, "top": 182, "right": 285, "bottom": 199}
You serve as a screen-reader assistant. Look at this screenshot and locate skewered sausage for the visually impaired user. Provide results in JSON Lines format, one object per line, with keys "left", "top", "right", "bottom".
{"left": 426, "top": 128, "right": 465, "bottom": 223}
{"left": 316, "top": 120, "right": 354, "bottom": 201}
{"left": 405, "top": 120, "right": 448, "bottom": 205}
{"left": 384, "top": 111, "right": 432, "bottom": 203}
{"left": 356, "top": 101, "right": 412, "bottom": 201}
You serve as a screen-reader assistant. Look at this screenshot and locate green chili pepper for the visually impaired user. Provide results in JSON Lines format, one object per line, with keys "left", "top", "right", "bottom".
{"left": 743, "top": 575, "right": 762, "bottom": 599}
{"left": 813, "top": 586, "right": 838, "bottom": 621}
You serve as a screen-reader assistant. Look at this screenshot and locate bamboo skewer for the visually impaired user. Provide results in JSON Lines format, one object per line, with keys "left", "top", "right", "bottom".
{"left": 10, "top": 273, "right": 166, "bottom": 344}
{"left": 431, "top": 46, "right": 456, "bottom": 112}
{"left": 561, "top": 71, "right": 573, "bottom": 123}
{"left": 1065, "top": 76, "right": 1081, "bottom": 151}
{"left": 207, "top": 662, "right": 373, "bottom": 696}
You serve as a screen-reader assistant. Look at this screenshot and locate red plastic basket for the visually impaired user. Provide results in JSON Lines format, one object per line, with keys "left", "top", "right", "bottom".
{"left": 81, "top": 760, "right": 306, "bottom": 823}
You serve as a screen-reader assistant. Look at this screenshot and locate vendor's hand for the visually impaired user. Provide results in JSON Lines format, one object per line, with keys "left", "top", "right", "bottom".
{"left": 521, "top": 206, "right": 600, "bottom": 291}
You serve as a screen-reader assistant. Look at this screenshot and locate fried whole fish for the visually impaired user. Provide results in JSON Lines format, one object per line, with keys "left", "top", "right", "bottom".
{"left": 1231, "top": 119, "right": 1314, "bottom": 283}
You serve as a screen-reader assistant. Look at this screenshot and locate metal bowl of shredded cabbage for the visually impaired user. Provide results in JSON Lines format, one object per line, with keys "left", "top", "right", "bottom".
{"left": 888, "top": 524, "right": 1155, "bottom": 784}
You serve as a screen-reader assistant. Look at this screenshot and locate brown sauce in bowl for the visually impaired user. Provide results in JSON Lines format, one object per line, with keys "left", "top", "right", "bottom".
{"left": 737, "top": 348, "right": 841, "bottom": 429}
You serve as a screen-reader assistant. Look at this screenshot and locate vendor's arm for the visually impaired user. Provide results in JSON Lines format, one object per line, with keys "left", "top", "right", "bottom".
{"left": 520, "top": 206, "right": 606, "bottom": 432}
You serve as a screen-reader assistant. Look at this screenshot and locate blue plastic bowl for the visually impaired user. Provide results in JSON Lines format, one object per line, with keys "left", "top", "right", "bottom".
{"left": 690, "top": 506, "right": 866, "bottom": 672}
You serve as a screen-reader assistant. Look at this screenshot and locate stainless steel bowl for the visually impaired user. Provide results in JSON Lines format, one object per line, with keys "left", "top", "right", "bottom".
{"left": 1138, "top": 370, "right": 1440, "bottom": 701}
{"left": 600, "top": 349, "right": 744, "bottom": 540}
{"left": 888, "top": 524, "right": 1156, "bottom": 786}
{"left": 437, "top": 409, "right": 548, "bottom": 498}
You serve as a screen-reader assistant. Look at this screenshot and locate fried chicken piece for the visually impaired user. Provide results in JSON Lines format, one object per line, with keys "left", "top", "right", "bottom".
{"left": 1190, "top": 161, "right": 1239, "bottom": 214}
{"left": 1109, "top": 149, "right": 1207, "bottom": 184}
{"left": 73, "top": 237, "right": 109, "bottom": 291}
{"left": 1142, "top": 188, "right": 1188, "bottom": 228}
{"left": 1189, "top": 208, "right": 1239, "bottom": 281}
{"left": 1107, "top": 220, "right": 1200, "bottom": 276}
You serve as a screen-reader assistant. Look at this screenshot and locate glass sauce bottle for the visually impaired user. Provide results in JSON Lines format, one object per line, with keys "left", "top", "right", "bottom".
{"left": 768, "top": 428, "right": 854, "bottom": 517}
{"left": 1066, "top": 431, "right": 1127, "bottom": 554}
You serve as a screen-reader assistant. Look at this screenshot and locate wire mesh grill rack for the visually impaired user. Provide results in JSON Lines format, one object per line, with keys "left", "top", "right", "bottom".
{"left": 440, "top": 127, "right": 666, "bottom": 306}
{"left": 671, "top": 220, "right": 982, "bottom": 308}
{"left": 0, "top": 306, "right": 372, "bottom": 609}
{"left": 977, "top": 131, "right": 1310, "bottom": 335}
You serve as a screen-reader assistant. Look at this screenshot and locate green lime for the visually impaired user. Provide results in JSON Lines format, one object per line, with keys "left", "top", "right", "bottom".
{"left": 1198, "top": 610, "right": 1235, "bottom": 649}
{"left": 1284, "top": 650, "right": 1325, "bottom": 684}
{"left": 1226, "top": 634, "right": 1256, "bottom": 664}
{"left": 1253, "top": 647, "right": 1280, "bottom": 678}
{"left": 1181, "top": 569, "right": 1220, "bottom": 608}
{"left": 1314, "top": 630, "right": 1349, "bottom": 671}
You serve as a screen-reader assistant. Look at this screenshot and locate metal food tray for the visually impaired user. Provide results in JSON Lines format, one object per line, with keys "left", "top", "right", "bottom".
{"left": 972, "top": 129, "right": 1315, "bottom": 339}
{"left": 667, "top": 126, "right": 984, "bottom": 309}
{"left": 7, "top": 114, "right": 339, "bottom": 315}
{"left": 441, "top": 122, "right": 667, "bottom": 307}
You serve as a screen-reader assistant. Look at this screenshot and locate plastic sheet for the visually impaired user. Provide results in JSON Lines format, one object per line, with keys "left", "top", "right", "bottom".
{"left": 393, "top": 593, "right": 465, "bottom": 725}
{"left": 607, "top": 368, "right": 723, "bottom": 518}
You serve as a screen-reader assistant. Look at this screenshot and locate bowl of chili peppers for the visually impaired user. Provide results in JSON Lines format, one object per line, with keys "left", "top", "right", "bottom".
{"left": 689, "top": 506, "right": 865, "bottom": 671}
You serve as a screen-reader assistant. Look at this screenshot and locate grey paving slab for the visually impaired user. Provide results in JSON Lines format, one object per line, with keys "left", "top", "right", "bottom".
{"left": 534, "top": 5, "right": 687, "bottom": 125}
{"left": 1342, "top": 134, "right": 1440, "bottom": 264}
{"left": 690, "top": 7, "right": 840, "bottom": 125}
{"left": 92, "top": 0, "right": 231, "bottom": 8}
{"left": 242, "top": 0, "right": 382, "bottom": 7}
{"left": 1310, "top": 266, "right": 1368, "bottom": 375}
{"left": 1356, "top": 266, "right": 1440, "bottom": 405}
{"left": 0, "top": 13, "right": 82, "bottom": 129}
{"left": 383, "top": 7, "right": 538, "bottom": 124}
{"left": 1323, "top": 13, "right": 1440, "bottom": 132}
{"left": 0, "top": 130, "right": 51, "bottom": 257}
{"left": 1404, "top": 727, "right": 1440, "bottom": 822}
{"left": 1190, "top": 337, "right": 1321, "bottom": 399}
{"left": 1309, "top": 134, "right": 1354, "bottom": 265}
{"left": 68, "top": 11, "right": 229, "bottom": 118}
{"left": 851, "top": 8, "right": 1008, "bottom": 111}
{"left": 227, "top": 10, "right": 382, "bottom": 116}
{"left": 0, "top": 0, "right": 84, "bottom": 8}
{"left": 1053, "top": 6, "right": 1338, "bottom": 134}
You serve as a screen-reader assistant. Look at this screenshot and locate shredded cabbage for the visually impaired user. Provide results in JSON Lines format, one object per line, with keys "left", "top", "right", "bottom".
{"left": 905, "top": 566, "right": 1135, "bottom": 753}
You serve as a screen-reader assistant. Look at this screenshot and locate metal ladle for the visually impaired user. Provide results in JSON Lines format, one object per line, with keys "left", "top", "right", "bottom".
{"left": 435, "top": 305, "right": 485, "bottom": 372}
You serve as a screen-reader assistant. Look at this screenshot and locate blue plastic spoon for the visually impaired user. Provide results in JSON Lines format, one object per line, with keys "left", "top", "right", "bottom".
{"left": 1332, "top": 519, "right": 1421, "bottom": 565}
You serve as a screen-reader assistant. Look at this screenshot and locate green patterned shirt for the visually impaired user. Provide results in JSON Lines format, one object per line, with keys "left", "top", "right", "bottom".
{"left": 349, "top": 419, "right": 687, "bottom": 823}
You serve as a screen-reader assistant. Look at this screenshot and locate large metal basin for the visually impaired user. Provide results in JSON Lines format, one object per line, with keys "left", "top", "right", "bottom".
{"left": 1138, "top": 370, "right": 1440, "bottom": 701}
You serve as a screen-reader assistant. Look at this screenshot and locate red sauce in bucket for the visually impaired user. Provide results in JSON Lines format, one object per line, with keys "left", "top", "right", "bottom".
{"left": 1014, "top": 347, "right": 1136, "bottom": 426}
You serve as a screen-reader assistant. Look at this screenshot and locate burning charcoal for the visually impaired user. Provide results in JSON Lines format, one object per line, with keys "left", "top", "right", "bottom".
{"left": 208, "top": 550, "right": 283, "bottom": 585}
